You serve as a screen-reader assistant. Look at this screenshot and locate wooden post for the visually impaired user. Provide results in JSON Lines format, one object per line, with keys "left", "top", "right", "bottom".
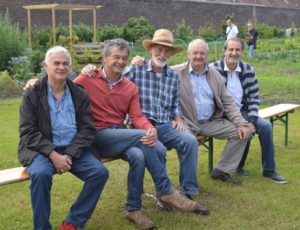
{"left": 52, "top": 9, "right": 56, "bottom": 45}
{"left": 27, "top": 9, "right": 32, "bottom": 48}
{"left": 93, "top": 8, "right": 97, "bottom": 42}
{"left": 69, "top": 9, "right": 73, "bottom": 45}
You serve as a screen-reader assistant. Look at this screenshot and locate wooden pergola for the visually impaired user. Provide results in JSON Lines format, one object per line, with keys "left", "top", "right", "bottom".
{"left": 23, "top": 4, "right": 101, "bottom": 47}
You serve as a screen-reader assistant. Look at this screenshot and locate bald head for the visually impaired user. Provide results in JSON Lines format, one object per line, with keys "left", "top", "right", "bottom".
{"left": 187, "top": 39, "right": 209, "bottom": 74}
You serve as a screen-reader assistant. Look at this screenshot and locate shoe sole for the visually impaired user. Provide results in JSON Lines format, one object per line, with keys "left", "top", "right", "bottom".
{"left": 124, "top": 216, "right": 156, "bottom": 230}
{"left": 211, "top": 175, "right": 242, "bottom": 184}
{"left": 193, "top": 208, "right": 210, "bottom": 216}
{"left": 263, "top": 176, "right": 288, "bottom": 184}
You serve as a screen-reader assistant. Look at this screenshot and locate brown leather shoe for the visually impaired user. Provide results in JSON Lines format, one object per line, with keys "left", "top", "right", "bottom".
{"left": 159, "top": 191, "right": 201, "bottom": 212}
{"left": 124, "top": 210, "right": 155, "bottom": 230}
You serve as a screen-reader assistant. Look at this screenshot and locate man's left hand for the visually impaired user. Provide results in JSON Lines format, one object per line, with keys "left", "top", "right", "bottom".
{"left": 237, "top": 126, "right": 249, "bottom": 140}
{"left": 172, "top": 119, "right": 186, "bottom": 131}
{"left": 140, "top": 128, "right": 158, "bottom": 147}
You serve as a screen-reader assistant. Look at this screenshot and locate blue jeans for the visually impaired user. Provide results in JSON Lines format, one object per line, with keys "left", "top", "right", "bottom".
{"left": 93, "top": 127, "right": 174, "bottom": 211}
{"left": 155, "top": 122, "right": 199, "bottom": 195}
{"left": 28, "top": 149, "right": 109, "bottom": 230}
{"left": 238, "top": 112, "right": 276, "bottom": 171}
{"left": 249, "top": 44, "right": 255, "bottom": 57}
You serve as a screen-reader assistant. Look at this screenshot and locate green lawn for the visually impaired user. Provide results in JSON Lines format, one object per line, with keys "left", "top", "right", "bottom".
{"left": 1, "top": 98, "right": 300, "bottom": 229}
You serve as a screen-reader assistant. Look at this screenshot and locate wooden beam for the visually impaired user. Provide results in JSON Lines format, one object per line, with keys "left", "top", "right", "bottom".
{"left": 27, "top": 9, "right": 32, "bottom": 48}
{"left": 52, "top": 9, "right": 56, "bottom": 45}
{"left": 93, "top": 9, "right": 97, "bottom": 42}
{"left": 69, "top": 9, "right": 73, "bottom": 45}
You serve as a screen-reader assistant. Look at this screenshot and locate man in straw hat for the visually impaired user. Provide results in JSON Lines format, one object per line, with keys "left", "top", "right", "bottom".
{"left": 124, "top": 29, "right": 203, "bottom": 204}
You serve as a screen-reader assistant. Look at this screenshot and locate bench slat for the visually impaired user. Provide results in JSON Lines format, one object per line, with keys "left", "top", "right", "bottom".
{"left": 0, "top": 167, "right": 29, "bottom": 186}
{"left": 0, "top": 157, "right": 119, "bottom": 186}
{"left": 258, "top": 104, "right": 300, "bottom": 119}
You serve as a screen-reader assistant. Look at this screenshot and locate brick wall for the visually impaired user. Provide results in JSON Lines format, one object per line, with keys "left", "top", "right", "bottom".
{"left": 1, "top": 0, "right": 299, "bottom": 31}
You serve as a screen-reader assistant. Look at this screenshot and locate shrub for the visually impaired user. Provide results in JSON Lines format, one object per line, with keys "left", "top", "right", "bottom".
{"left": 199, "top": 25, "right": 221, "bottom": 41}
{"left": 97, "top": 24, "right": 122, "bottom": 42}
{"left": 0, "top": 71, "right": 18, "bottom": 90}
{"left": 56, "top": 24, "right": 69, "bottom": 40}
{"left": 32, "top": 26, "right": 52, "bottom": 50}
{"left": 29, "top": 49, "right": 45, "bottom": 74}
{"left": 175, "top": 19, "right": 194, "bottom": 41}
{"left": 256, "top": 23, "right": 284, "bottom": 39}
{"left": 9, "top": 55, "right": 33, "bottom": 83}
{"left": 73, "top": 23, "right": 93, "bottom": 42}
{"left": 122, "top": 17, "right": 155, "bottom": 43}
{"left": 0, "top": 11, "right": 27, "bottom": 71}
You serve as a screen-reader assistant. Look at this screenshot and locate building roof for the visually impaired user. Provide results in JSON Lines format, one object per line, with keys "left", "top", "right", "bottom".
{"left": 184, "top": 0, "right": 300, "bottom": 9}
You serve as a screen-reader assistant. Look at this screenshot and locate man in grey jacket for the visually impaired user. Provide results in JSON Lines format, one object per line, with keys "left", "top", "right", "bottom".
{"left": 172, "top": 39, "right": 250, "bottom": 184}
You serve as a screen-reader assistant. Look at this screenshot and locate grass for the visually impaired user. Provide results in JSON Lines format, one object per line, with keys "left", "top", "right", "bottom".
{"left": 1, "top": 98, "right": 300, "bottom": 229}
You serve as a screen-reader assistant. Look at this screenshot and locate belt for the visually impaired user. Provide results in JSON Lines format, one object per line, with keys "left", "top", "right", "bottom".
{"left": 148, "top": 119, "right": 157, "bottom": 127}
{"left": 198, "top": 119, "right": 209, "bottom": 124}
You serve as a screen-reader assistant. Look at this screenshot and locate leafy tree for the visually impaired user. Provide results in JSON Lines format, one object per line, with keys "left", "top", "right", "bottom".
{"left": 122, "top": 17, "right": 155, "bottom": 43}
{"left": 175, "top": 19, "right": 194, "bottom": 41}
{"left": 0, "top": 11, "right": 27, "bottom": 71}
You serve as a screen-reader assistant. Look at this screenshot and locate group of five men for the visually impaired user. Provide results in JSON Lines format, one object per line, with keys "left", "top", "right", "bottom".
{"left": 19, "top": 29, "right": 287, "bottom": 230}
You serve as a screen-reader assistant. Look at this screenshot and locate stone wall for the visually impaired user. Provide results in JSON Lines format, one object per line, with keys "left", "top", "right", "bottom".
{"left": 1, "top": 0, "right": 299, "bottom": 31}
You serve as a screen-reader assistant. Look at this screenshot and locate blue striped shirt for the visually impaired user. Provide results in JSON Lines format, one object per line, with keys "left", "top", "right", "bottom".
{"left": 125, "top": 60, "right": 180, "bottom": 123}
{"left": 189, "top": 64, "right": 215, "bottom": 120}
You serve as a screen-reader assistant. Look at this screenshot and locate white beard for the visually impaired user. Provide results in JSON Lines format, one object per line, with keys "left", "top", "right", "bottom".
{"left": 152, "top": 56, "right": 168, "bottom": 68}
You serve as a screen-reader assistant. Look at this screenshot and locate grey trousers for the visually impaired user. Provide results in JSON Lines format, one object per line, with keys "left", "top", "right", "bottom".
{"left": 196, "top": 118, "right": 248, "bottom": 173}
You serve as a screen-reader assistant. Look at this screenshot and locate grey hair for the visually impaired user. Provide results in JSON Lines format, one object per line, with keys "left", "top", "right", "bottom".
{"left": 188, "top": 39, "right": 209, "bottom": 52}
{"left": 103, "top": 38, "right": 130, "bottom": 56}
{"left": 44, "top": 46, "right": 72, "bottom": 65}
{"left": 224, "top": 37, "right": 245, "bottom": 51}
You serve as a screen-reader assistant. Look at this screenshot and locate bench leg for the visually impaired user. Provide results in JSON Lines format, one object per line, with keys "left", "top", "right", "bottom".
{"left": 270, "top": 112, "right": 289, "bottom": 147}
{"left": 208, "top": 137, "right": 213, "bottom": 173}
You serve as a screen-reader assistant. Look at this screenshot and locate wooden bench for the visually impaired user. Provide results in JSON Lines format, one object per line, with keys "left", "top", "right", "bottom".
{"left": 1, "top": 135, "right": 213, "bottom": 186}
{"left": 0, "top": 157, "right": 117, "bottom": 186}
{"left": 73, "top": 42, "right": 104, "bottom": 65}
{"left": 197, "top": 135, "right": 213, "bottom": 173}
{"left": 258, "top": 103, "right": 300, "bottom": 146}
{"left": 195, "top": 103, "right": 300, "bottom": 172}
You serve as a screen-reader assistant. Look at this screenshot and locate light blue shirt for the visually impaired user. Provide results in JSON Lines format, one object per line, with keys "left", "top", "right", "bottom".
{"left": 189, "top": 64, "right": 215, "bottom": 121}
{"left": 47, "top": 82, "right": 77, "bottom": 147}
{"left": 224, "top": 62, "right": 243, "bottom": 109}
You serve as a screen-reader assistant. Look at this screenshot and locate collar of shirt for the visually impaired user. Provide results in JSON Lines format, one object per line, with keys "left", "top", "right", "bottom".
{"left": 47, "top": 81, "right": 68, "bottom": 101}
{"left": 189, "top": 63, "right": 208, "bottom": 76}
{"left": 224, "top": 61, "right": 241, "bottom": 74}
{"left": 102, "top": 67, "right": 123, "bottom": 88}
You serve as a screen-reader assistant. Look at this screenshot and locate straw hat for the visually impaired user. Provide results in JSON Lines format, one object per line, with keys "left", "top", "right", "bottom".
{"left": 142, "top": 29, "right": 183, "bottom": 55}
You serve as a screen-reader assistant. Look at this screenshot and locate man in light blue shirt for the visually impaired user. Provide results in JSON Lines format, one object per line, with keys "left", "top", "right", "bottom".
{"left": 19, "top": 46, "right": 109, "bottom": 230}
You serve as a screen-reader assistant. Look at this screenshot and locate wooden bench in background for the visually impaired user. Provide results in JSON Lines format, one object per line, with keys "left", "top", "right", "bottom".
{"left": 73, "top": 42, "right": 104, "bottom": 66}
{"left": 258, "top": 103, "right": 300, "bottom": 146}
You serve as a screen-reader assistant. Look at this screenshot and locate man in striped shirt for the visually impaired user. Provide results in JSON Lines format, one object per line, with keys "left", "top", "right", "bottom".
{"left": 211, "top": 38, "right": 288, "bottom": 184}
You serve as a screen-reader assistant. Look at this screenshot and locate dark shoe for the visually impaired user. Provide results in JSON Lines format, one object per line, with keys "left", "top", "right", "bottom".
{"left": 236, "top": 168, "right": 249, "bottom": 176}
{"left": 263, "top": 171, "right": 288, "bottom": 184}
{"left": 124, "top": 210, "right": 155, "bottom": 230}
{"left": 159, "top": 191, "right": 209, "bottom": 215}
{"left": 179, "top": 190, "right": 209, "bottom": 215}
{"left": 156, "top": 199, "right": 172, "bottom": 211}
{"left": 58, "top": 221, "right": 78, "bottom": 230}
{"left": 193, "top": 205, "right": 210, "bottom": 215}
{"left": 211, "top": 168, "right": 241, "bottom": 184}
